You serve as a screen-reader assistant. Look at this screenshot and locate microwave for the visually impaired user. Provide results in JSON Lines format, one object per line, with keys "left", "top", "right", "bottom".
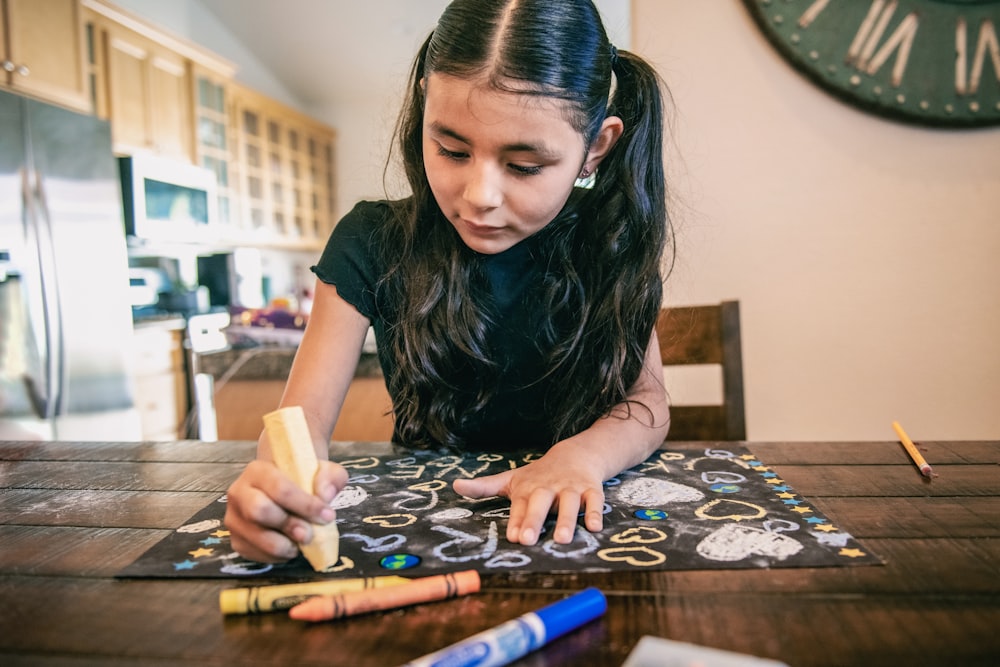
{"left": 119, "top": 153, "right": 219, "bottom": 243}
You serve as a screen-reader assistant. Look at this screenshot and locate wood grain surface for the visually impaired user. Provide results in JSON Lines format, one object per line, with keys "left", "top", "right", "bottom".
{"left": 1, "top": 439, "right": 998, "bottom": 666}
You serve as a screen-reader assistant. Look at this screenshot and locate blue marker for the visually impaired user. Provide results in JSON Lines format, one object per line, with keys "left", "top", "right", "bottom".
{"left": 401, "top": 587, "right": 607, "bottom": 667}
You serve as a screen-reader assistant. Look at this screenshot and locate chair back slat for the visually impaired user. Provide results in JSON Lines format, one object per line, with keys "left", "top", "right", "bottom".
{"left": 656, "top": 300, "right": 746, "bottom": 441}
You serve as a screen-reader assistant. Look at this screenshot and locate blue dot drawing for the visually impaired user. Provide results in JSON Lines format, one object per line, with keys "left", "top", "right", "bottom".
{"left": 380, "top": 553, "right": 422, "bottom": 570}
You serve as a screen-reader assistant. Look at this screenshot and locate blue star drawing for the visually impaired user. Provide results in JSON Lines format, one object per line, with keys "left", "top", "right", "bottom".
{"left": 200, "top": 537, "right": 223, "bottom": 546}
{"left": 772, "top": 485, "right": 792, "bottom": 492}
{"left": 805, "top": 516, "right": 828, "bottom": 524}
{"left": 761, "top": 472, "right": 778, "bottom": 478}
{"left": 748, "top": 460, "right": 763, "bottom": 467}
{"left": 782, "top": 498, "right": 803, "bottom": 505}
{"left": 173, "top": 560, "right": 198, "bottom": 571}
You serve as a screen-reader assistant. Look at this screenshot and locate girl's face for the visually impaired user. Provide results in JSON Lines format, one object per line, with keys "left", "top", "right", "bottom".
{"left": 422, "top": 73, "right": 591, "bottom": 255}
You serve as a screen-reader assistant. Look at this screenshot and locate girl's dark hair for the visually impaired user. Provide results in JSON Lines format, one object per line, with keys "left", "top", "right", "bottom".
{"left": 377, "top": 0, "right": 671, "bottom": 448}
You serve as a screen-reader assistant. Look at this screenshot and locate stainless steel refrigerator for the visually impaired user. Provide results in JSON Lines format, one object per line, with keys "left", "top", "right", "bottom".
{"left": 0, "top": 89, "right": 141, "bottom": 441}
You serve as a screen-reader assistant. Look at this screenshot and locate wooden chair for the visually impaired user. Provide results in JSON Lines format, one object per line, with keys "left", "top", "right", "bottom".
{"left": 656, "top": 300, "right": 746, "bottom": 441}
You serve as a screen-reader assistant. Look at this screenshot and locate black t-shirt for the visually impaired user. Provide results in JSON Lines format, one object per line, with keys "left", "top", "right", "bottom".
{"left": 311, "top": 200, "right": 559, "bottom": 450}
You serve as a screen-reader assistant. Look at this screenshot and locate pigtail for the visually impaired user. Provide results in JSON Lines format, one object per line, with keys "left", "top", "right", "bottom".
{"left": 538, "top": 48, "right": 670, "bottom": 441}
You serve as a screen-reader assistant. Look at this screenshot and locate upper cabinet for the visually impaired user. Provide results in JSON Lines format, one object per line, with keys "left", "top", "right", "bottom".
{"left": 193, "top": 66, "right": 234, "bottom": 228}
{"left": 101, "top": 24, "right": 192, "bottom": 160}
{"left": 83, "top": 0, "right": 231, "bottom": 163}
{"left": 5, "top": 0, "right": 336, "bottom": 250}
{"left": 229, "top": 83, "right": 336, "bottom": 250}
{"left": 0, "top": 0, "right": 90, "bottom": 112}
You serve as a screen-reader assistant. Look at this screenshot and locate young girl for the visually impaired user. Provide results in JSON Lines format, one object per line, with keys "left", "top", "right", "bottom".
{"left": 225, "top": 0, "right": 672, "bottom": 563}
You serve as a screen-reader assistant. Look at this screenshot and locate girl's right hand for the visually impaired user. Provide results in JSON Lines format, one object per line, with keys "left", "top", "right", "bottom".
{"left": 224, "top": 459, "right": 348, "bottom": 563}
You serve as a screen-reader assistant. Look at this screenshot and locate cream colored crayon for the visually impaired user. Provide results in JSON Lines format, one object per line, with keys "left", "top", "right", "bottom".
{"left": 289, "top": 569, "right": 481, "bottom": 622}
{"left": 263, "top": 406, "right": 340, "bottom": 571}
{"left": 219, "top": 576, "right": 411, "bottom": 615}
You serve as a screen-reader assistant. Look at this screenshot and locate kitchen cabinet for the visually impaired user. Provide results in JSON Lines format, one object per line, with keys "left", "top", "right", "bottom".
{"left": 131, "top": 322, "right": 188, "bottom": 440}
{"left": 214, "top": 376, "right": 394, "bottom": 442}
{"left": 200, "top": 348, "right": 391, "bottom": 441}
{"left": 82, "top": 0, "right": 235, "bottom": 164}
{"left": 229, "top": 82, "right": 336, "bottom": 249}
{"left": 79, "top": 0, "right": 335, "bottom": 249}
{"left": 92, "top": 18, "right": 192, "bottom": 160}
{"left": 0, "top": 0, "right": 90, "bottom": 112}
{"left": 193, "top": 67, "right": 234, "bottom": 229}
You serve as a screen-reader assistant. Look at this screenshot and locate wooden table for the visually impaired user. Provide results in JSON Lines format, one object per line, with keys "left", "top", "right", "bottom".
{"left": 1, "top": 439, "right": 998, "bottom": 666}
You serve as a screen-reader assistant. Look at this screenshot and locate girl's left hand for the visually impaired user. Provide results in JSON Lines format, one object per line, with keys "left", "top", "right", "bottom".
{"left": 452, "top": 446, "right": 605, "bottom": 546}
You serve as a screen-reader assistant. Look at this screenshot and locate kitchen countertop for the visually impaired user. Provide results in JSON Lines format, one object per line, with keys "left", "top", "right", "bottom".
{"left": 131, "top": 314, "right": 187, "bottom": 331}
{"left": 132, "top": 314, "right": 382, "bottom": 382}
{"left": 195, "top": 346, "right": 382, "bottom": 382}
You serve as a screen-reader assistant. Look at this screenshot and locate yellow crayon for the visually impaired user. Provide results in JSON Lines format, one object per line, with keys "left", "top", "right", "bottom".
{"left": 220, "top": 575, "right": 411, "bottom": 615}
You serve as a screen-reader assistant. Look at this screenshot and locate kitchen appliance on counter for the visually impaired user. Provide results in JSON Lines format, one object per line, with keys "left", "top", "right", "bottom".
{"left": 119, "top": 152, "right": 218, "bottom": 245}
{"left": 197, "top": 248, "right": 265, "bottom": 309}
{"left": 0, "top": 89, "right": 141, "bottom": 441}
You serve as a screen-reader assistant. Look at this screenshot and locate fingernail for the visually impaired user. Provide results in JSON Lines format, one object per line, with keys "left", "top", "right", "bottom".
{"left": 521, "top": 528, "right": 536, "bottom": 545}
{"left": 319, "top": 507, "right": 335, "bottom": 523}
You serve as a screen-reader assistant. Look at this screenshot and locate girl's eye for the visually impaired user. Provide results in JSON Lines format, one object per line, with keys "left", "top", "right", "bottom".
{"left": 509, "top": 164, "right": 543, "bottom": 176}
{"left": 437, "top": 145, "right": 467, "bottom": 161}
{"left": 435, "top": 143, "right": 542, "bottom": 176}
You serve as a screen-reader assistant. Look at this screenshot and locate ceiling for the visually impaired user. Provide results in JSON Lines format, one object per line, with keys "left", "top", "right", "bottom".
{"left": 198, "top": 0, "right": 452, "bottom": 107}
{"left": 196, "top": 1, "right": 629, "bottom": 110}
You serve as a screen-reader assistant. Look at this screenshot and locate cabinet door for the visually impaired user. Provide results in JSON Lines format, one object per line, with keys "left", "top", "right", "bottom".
{"left": 229, "top": 83, "right": 337, "bottom": 249}
{"left": 148, "top": 49, "right": 191, "bottom": 160}
{"left": 3, "top": 0, "right": 89, "bottom": 112}
{"left": 194, "top": 70, "right": 232, "bottom": 227}
{"left": 103, "top": 23, "right": 192, "bottom": 161}
{"left": 232, "top": 103, "right": 269, "bottom": 238}
{"left": 309, "top": 132, "right": 336, "bottom": 244}
{"left": 104, "top": 30, "right": 149, "bottom": 151}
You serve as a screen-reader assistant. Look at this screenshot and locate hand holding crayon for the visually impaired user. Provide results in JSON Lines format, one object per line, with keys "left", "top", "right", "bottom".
{"left": 263, "top": 406, "right": 341, "bottom": 571}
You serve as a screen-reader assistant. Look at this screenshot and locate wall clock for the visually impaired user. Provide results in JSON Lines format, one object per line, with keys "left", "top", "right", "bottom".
{"left": 742, "top": 0, "right": 1000, "bottom": 127}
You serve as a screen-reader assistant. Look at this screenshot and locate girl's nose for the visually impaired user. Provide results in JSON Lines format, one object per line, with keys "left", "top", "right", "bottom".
{"left": 462, "top": 164, "right": 503, "bottom": 210}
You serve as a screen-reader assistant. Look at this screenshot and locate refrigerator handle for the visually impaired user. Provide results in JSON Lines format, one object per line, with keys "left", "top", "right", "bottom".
{"left": 17, "top": 167, "right": 52, "bottom": 419}
{"left": 30, "top": 169, "right": 66, "bottom": 417}
{"left": 18, "top": 167, "right": 65, "bottom": 419}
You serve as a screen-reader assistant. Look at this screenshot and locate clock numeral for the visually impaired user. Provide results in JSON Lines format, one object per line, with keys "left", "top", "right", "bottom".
{"left": 955, "top": 18, "right": 1000, "bottom": 96}
{"left": 797, "top": 0, "right": 831, "bottom": 30}
{"left": 846, "top": 0, "right": 919, "bottom": 87}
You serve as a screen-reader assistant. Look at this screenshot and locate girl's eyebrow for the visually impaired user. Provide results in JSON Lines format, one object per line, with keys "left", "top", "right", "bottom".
{"left": 428, "top": 121, "right": 560, "bottom": 159}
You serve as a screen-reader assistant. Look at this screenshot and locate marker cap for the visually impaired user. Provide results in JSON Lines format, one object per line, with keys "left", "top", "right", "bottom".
{"left": 535, "top": 588, "right": 607, "bottom": 641}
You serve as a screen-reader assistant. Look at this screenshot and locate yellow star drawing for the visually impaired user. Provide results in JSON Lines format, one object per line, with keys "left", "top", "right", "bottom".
{"left": 210, "top": 530, "right": 230, "bottom": 538}
{"left": 839, "top": 548, "right": 867, "bottom": 558}
{"left": 740, "top": 454, "right": 756, "bottom": 460}
{"left": 753, "top": 465, "right": 770, "bottom": 472}
{"left": 814, "top": 524, "right": 839, "bottom": 532}
{"left": 765, "top": 478, "right": 784, "bottom": 485}
{"left": 791, "top": 505, "right": 813, "bottom": 514}
{"left": 777, "top": 492, "right": 796, "bottom": 499}
{"left": 188, "top": 548, "right": 214, "bottom": 558}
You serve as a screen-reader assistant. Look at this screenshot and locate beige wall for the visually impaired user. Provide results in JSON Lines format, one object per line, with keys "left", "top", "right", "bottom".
{"left": 635, "top": 0, "right": 1000, "bottom": 441}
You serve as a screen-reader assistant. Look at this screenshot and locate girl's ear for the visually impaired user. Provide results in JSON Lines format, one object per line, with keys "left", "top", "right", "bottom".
{"left": 581, "top": 116, "right": 624, "bottom": 176}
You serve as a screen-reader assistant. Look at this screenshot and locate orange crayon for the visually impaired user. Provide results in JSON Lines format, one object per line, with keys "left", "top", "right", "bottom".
{"left": 288, "top": 569, "right": 480, "bottom": 622}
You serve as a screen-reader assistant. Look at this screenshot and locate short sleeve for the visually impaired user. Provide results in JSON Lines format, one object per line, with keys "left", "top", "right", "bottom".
{"left": 310, "top": 200, "right": 390, "bottom": 321}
